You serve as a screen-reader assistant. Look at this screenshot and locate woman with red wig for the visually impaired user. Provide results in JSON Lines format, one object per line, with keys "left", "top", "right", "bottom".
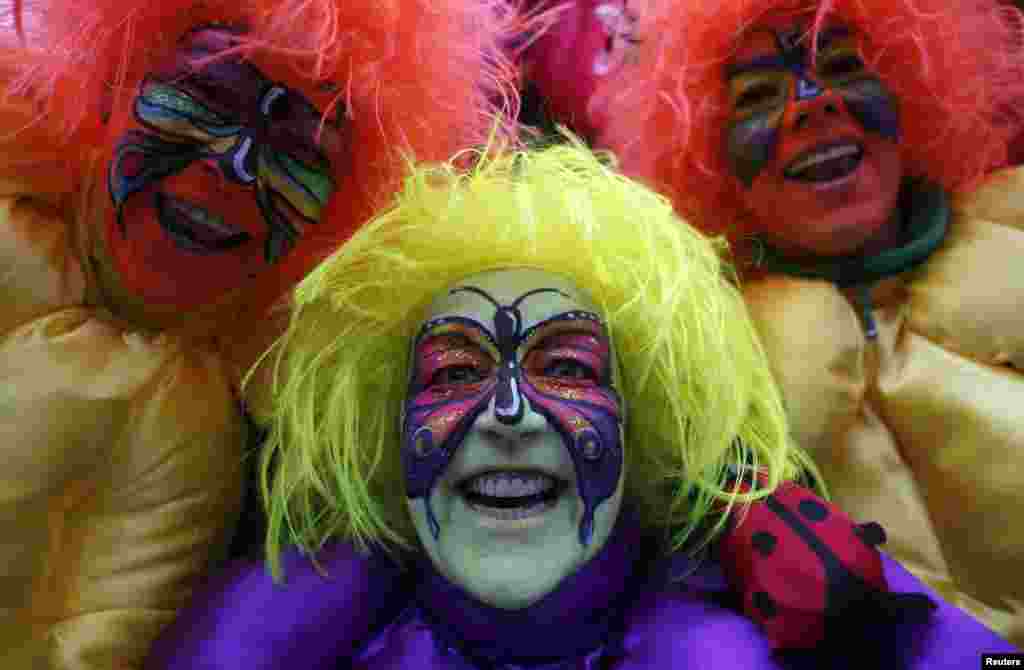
{"left": 0, "top": 0, "right": 515, "bottom": 667}
{"left": 597, "top": 0, "right": 1024, "bottom": 646}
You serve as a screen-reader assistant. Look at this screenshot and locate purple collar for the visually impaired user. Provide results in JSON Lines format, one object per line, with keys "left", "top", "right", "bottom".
{"left": 413, "top": 508, "right": 653, "bottom": 666}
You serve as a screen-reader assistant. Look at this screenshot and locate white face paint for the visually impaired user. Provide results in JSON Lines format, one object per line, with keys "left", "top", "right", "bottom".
{"left": 406, "top": 268, "right": 625, "bottom": 610}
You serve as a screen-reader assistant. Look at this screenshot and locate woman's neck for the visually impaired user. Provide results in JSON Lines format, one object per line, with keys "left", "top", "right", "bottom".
{"left": 413, "top": 507, "right": 652, "bottom": 666}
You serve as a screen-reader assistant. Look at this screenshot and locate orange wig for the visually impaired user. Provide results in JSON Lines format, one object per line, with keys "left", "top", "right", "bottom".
{"left": 596, "top": 0, "right": 1024, "bottom": 239}
{"left": 2, "top": 0, "right": 518, "bottom": 331}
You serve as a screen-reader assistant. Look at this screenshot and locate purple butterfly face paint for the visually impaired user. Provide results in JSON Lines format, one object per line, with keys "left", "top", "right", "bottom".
{"left": 402, "top": 279, "right": 624, "bottom": 549}
{"left": 725, "top": 23, "right": 899, "bottom": 187}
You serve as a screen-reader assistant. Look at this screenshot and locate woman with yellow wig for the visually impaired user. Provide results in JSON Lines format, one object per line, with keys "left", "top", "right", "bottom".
{"left": 146, "top": 143, "right": 1014, "bottom": 670}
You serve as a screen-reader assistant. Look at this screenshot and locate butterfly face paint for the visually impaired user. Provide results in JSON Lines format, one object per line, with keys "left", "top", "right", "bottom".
{"left": 725, "top": 23, "right": 899, "bottom": 187}
{"left": 724, "top": 17, "right": 905, "bottom": 258}
{"left": 402, "top": 274, "right": 624, "bottom": 548}
{"left": 402, "top": 269, "right": 626, "bottom": 610}
{"left": 105, "top": 25, "right": 343, "bottom": 308}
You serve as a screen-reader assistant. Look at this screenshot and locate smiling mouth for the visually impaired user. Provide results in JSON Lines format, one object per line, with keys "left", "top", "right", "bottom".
{"left": 154, "top": 191, "right": 253, "bottom": 254}
{"left": 458, "top": 470, "right": 568, "bottom": 520}
{"left": 783, "top": 141, "right": 864, "bottom": 183}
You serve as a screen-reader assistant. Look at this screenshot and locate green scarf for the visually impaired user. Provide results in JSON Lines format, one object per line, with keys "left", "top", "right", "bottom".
{"left": 748, "top": 179, "right": 950, "bottom": 337}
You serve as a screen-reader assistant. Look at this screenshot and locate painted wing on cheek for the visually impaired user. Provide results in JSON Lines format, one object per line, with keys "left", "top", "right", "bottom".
{"left": 521, "top": 378, "right": 623, "bottom": 544}
{"left": 726, "top": 107, "right": 784, "bottom": 188}
{"left": 110, "top": 82, "right": 245, "bottom": 234}
{"left": 256, "top": 148, "right": 335, "bottom": 264}
{"left": 402, "top": 379, "right": 498, "bottom": 539}
{"left": 838, "top": 78, "right": 900, "bottom": 140}
{"left": 402, "top": 379, "right": 498, "bottom": 499}
{"left": 108, "top": 131, "right": 201, "bottom": 232}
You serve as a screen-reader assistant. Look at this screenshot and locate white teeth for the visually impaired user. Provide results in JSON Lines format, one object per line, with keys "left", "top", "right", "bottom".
{"left": 469, "top": 498, "right": 553, "bottom": 520}
{"left": 788, "top": 143, "right": 861, "bottom": 174}
{"left": 467, "top": 472, "right": 555, "bottom": 497}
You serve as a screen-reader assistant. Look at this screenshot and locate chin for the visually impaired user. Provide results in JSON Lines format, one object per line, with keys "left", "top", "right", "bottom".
{"left": 470, "top": 566, "right": 567, "bottom": 610}
{"left": 752, "top": 179, "right": 902, "bottom": 257}
{"left": 801, "top": 197, "right": 901, "bottom": 256}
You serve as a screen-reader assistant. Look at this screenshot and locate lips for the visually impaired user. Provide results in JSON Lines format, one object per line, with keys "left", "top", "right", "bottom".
{"left": 783, "top": 141, "right": 863, "bottom": 183}
{"left": 154, "top": 191, "right": 252, "bottom": 254}
{"left": 459, "top": 470, "right": 566, "bottom": 518}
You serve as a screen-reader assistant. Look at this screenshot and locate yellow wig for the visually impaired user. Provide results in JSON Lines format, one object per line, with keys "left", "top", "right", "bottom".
{"left": 252, "top": 139, "right": 820, "bottom": 580}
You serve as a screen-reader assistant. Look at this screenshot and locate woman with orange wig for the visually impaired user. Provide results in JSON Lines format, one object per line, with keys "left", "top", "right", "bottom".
{"left": 597, "top": 0, "right": 1024, "bottom": 645}
{"left": 0, "top": 0, "right": 515, "bottom": 667}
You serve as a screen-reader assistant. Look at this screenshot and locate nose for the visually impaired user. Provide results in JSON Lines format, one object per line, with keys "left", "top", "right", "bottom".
{"left": 474, "top": 394, "right": 549, "bottom": 448}
{"left": 786, "top": 86, "right": 846, "bottom": 132}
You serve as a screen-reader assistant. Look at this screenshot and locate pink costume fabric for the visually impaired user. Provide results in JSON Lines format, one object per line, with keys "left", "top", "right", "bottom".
{"left": 516, "top": 0, "right": 646, "bottom": 139}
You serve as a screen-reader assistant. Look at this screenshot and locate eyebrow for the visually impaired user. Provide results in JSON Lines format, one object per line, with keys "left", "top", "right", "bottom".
{"left": 519, "top": 312, "right": 607, "bottom": 349}
{"left": 726, "top": 26, "right": 852, "bottom": 78}
{"left": 415, "top": 317, "right": 497, "bottom": 353}
{"left": 726, "top": 53, "right": 789, "bottom": 78}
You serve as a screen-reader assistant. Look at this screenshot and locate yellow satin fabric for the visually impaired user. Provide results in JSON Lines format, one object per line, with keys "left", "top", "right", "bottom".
{"left": 0, "top": 115, "right": 249, "bottom": 668}
{"left": 743, "top": 167, "right": 1024, "bottom": 647}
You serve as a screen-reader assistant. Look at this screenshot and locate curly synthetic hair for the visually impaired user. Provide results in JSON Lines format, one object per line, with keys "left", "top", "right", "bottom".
{"left": 0, "top": 0, "right": 519, "bottom": 329}
{"left": 252, "top": 138, "right": 820, "bottom": 581}
{"left": 596, "top": 0, "right": 1024, "bottom": 239}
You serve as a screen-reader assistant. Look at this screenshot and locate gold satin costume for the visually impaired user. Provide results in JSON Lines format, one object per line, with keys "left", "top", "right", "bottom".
{"left": 742, "top": 167, "right": 1024, "bottom": 646}
{"left": 0, "top": 103, "right": 248, "bottom": 668}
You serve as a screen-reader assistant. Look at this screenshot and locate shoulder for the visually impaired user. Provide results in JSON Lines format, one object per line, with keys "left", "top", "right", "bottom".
{"left": 617, "top": 556, "right": 785, "bottom": 669}
{"left": 908, "top": 168, "right": 1024, "bottom": 368}
{"left": 1, "top": 312, "right": 243, "bottom": 499}
{"left": 145, "top": 542, "right": 411, "bottom": 670}
{"left": 0, "top": 194, "right": 84, "bottom": 334}
{"left": 740, "top": 273, "right": 862, "bottom": 370}
{"left": 951, "top": 167, "right": 1024, "bottom": 232}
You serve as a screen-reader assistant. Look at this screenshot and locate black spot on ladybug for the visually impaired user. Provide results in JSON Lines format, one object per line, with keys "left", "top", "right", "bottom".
{"left": 798, "top": 499, "right": 828, "bottom": 522}
{"left": 752, "top": 531, "right": 777, "bottom": 557}
{"left": 752, "top": 591, "right": 777, "bottom": 618}
{"left": 854, "top": 522, "right": 886, "bottom": 548}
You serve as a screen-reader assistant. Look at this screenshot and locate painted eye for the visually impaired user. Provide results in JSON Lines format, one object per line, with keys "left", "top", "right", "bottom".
{"left": 432, "top": 365, "right": 485, "bottom": 386}
{"left": 734, "top": 82, "right": 784, "bottom": 111}
{"left": 544, "top": 359, "right": 595, "bottom": 381}
{"left": 819, "top": 53, "right": 865, "bottom": 80}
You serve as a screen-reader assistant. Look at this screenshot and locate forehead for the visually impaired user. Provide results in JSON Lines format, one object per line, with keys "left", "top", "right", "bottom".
{"left": 425, "top": 268, "right": 597, "bottom": 333}
{"left": 731, "top": 12, "right": 848, "bottom": 62}
{"left": 147, "top": 26, "right": 339, "bottom": 114}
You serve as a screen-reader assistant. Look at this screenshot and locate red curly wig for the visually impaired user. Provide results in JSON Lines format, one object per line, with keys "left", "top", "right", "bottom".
{"left": 1, "top": 0, "right": 519, "bottom": 332}
{"left": 596, "top": 0, "right": 1024, "bottom": 239}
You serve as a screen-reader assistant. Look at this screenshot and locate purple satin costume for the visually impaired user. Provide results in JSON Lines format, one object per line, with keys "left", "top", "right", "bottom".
{"left": 145, "top": 511, "right": 1017, "bottom": 670}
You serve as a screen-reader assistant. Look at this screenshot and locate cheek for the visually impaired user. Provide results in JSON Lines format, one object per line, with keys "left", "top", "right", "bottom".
{"left": 726, "top": 109, "right": 784, "bottom": 188}
{"left": 864, "top": 137, "right": 905, "bottom": 208}
{"left": 877, "top": 138, "right": 904, "bottom": 182}
{"left": 838, "top": 79, "right": 900, "bottom": 141}
{"left": 739, "top": 171, "right": 788, "bottom": 225}
{"left": 522, "top": 380, "right": 624, "bottom": 495}
{"left": 401, "top": 383, "right": 495, "bottom": 497}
